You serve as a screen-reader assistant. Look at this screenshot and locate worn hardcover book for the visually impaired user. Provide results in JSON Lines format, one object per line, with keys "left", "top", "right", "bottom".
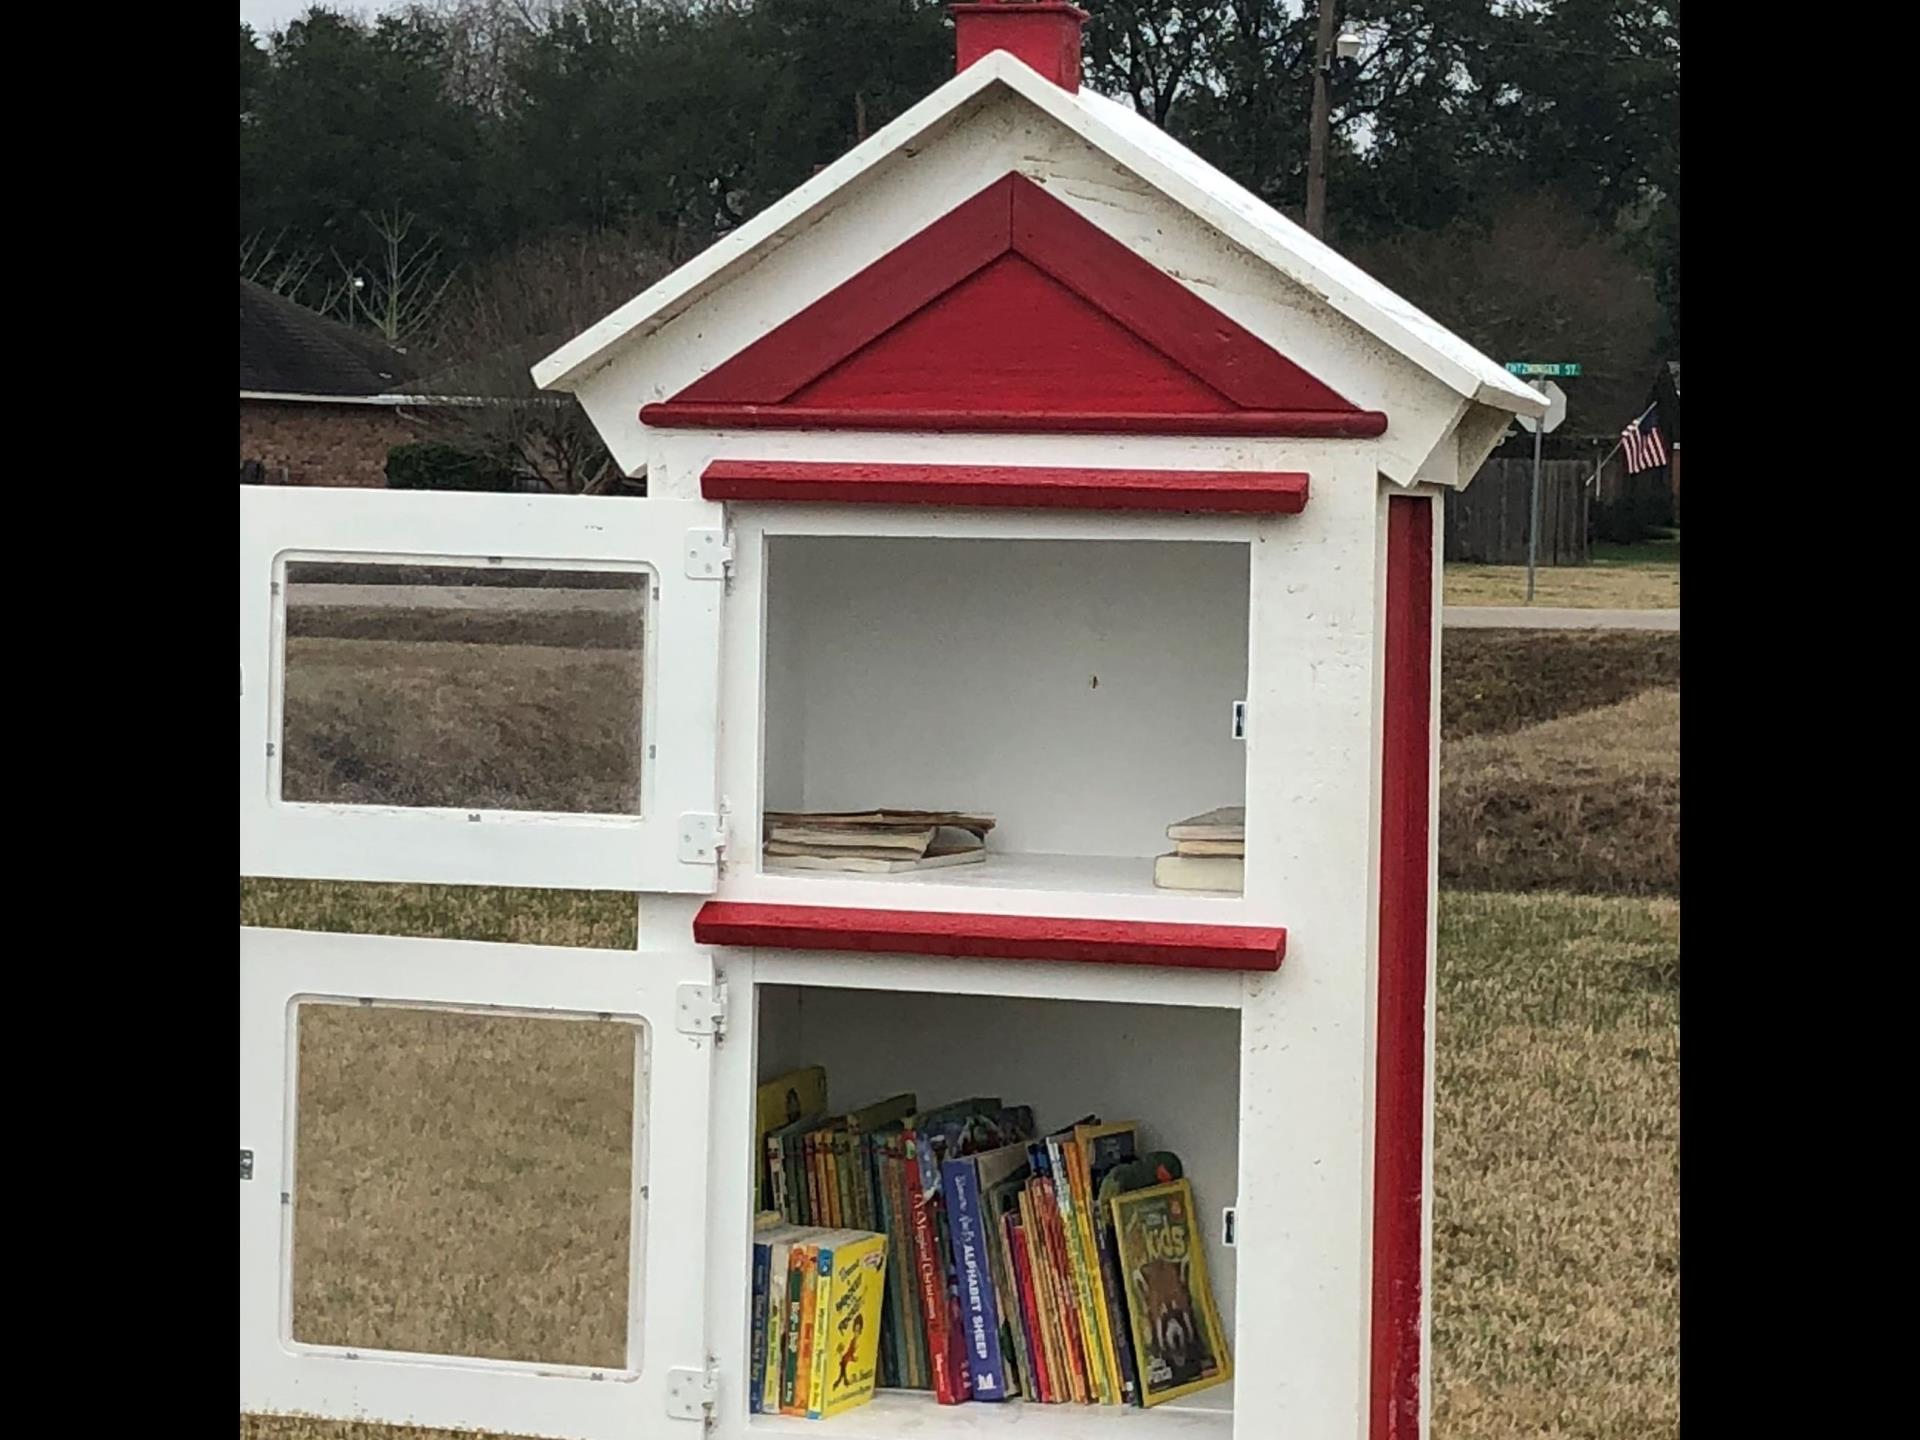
{"left": 1110, "top": 1179, "right": 1233, "bottom": 1408}
{"left": 756, "top": 1066, "right": 828, "bottom": 1211}
{"left": 1164, "top": 806, "right": 1245, "bottom": 841}
{"left": 765, "top": 809, "right": 997, "bottom": 835}
{"left": 766, "top": 840, "right": 987, "bottom": 874}
{"left": 1173, "top": 838, "right": 1246, "bottom": 857}
{"left": 1152, "top": 853, "right": 1245, "bottom": 893}
{"left": 767, "top": 826, "right": 938, "bottom": 852}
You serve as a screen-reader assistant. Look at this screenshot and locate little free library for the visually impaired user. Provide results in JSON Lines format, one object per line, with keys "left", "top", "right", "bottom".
{"left": 238, "top": 5, "right": 1547, "bottom": 1440}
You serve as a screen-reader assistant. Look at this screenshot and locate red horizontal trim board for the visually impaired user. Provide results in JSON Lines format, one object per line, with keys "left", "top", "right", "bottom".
{"left": 644, "top": 403, "right": 1387, "bottom": 438}
{"left": 702, "top": 460, "right": 1309, "bottom": 513}
{"left": 692, "top": 902, "right": 1285, "bottom": 972}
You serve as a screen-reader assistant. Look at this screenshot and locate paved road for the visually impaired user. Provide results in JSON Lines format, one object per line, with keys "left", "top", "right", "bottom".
{"left": 1444, "top": 606, "right": 1679, "bottom": 632}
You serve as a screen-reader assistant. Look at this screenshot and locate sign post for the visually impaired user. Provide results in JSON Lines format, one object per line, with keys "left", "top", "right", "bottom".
{"left": 1507, "top": 365, "right": 1572, "bottom": 602}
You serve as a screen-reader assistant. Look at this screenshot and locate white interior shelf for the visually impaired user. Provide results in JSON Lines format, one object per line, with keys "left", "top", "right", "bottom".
{"left": 747, "top": 1387, "right": 1233, "bottom": 1435}
{"left": 760, "top": 850, "right": 1240, "bottom": 902}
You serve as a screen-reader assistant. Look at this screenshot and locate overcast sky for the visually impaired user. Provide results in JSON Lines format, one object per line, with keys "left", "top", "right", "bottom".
{"left": 241, "top": 1, "right": 408, "bottom": 33}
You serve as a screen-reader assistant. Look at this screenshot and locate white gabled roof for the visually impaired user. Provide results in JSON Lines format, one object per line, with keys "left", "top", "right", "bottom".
{"left": 534, "top": 52, "right": 1545, "bottom": 419}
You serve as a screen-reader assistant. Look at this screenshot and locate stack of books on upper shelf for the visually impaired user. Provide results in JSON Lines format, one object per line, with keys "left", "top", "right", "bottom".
{"left": 763, "top": 810, "right": 995, "bottom": 874}
{"left": 1153, "top": 806, "right": 1245, "bottom": 892}
{"left": 752, "top": 1068, "right": 1233, "bottom": 1416}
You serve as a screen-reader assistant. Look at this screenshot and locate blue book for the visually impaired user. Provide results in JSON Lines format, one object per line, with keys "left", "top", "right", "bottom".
{"left": 749, "top": 1236, "right": 773, "bottom": 1412}
{"left": 941, "top": 1156, "right": 1010, "bottom": 1400}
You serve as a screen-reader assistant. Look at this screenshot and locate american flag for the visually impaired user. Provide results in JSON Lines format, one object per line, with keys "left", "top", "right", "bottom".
{"left": 1621, "top": 405, "right": 1668, "bottom": 473}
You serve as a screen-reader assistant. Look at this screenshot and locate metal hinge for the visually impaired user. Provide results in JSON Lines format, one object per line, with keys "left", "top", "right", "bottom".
{"left": 1221, "top": 1205, "right": 1237, "bottom": 1247}
{"left": 1231, "top": 700, "right": 1247, "bottom": 740}
{"left": 678, "top": 811, "right": 729, "bottom": 865}
{"left": 240, "top": 1149, "right": 254, "bottom": 1181}
{"left": 665, "top": 1363, "right": 719, "bottom": 1420}
{"left": 685, "top": 528, "right": 733, "bottom": 580}
{"left": 676, "top": 981, "right": 728, "bottom": 1037}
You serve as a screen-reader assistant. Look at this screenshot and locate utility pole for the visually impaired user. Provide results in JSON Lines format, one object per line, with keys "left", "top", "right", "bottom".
{"left": 1305, "top": 0, "right": 1339, "bottom": 239}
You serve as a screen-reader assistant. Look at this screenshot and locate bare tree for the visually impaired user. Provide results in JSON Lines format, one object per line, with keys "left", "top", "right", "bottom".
{"left": 411, "top": 218, "right": 679, "bottom": 493}
{"left": 336, "top": 209, "right": 457, "bottom": 347}
{"left": 240, "top": 228, "right": 357, "bottom": 314}
{"left": 401, "top": 0, "right": 556, "bottom": 115}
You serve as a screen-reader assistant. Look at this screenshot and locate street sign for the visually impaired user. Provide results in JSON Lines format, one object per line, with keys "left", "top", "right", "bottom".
{"left": 1506, "top": 362, "right": 1582, "bottom": 377}
{"left": 1515, "top": 379, "right": 1567, "bottom": 435}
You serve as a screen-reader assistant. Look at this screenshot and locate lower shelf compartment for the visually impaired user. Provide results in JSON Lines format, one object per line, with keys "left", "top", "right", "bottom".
{"left": 747, "top": 1387, "right": 1233, "bottom": 1435}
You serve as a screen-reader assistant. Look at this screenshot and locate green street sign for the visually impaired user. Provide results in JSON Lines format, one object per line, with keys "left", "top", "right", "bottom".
{"left": 1506, "top": 362, "right": 1582, "bottom": 377}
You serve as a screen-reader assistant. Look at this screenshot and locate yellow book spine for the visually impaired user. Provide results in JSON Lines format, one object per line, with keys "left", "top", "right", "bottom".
{"left": 763, "top": 1244, "right": 787, "bottom": 1416}
{"left": 1054, "top": 1144, "right": 1111, "bottom": 1404}
{"left": 820, "top": 1233, "right": 890, "bottom": 1418}
{"left": 1069, "top": 1145, "right": 1123, "bottom": 1403}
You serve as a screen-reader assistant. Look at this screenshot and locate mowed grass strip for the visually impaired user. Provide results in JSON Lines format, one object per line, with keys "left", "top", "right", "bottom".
{"left": 240, "top": 885, "right": 1678, "bottom": 1440}
{"left": 1441, "top": 687, "right": 1678, "bottom": 896}
{"left": 1444, "top": 556, "right": 1679, "bottom": 610}
{"left": 1431, "top": 891, "right": 1678, "bottom": 1440}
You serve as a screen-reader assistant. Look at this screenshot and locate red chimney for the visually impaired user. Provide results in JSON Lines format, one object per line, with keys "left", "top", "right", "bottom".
{"left": 951, "top": 1, "right": 1089, "bottom": 92}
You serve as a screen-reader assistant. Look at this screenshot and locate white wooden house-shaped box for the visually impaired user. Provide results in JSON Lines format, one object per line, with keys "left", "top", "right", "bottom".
{"left": 239, "top": 6, "right": 1544, "bottom": 1439}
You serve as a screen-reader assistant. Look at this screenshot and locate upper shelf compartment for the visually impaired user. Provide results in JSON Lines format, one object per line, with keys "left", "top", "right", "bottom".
{"left": 752, "top": 529, "right": 1253, "bottom": 912}
{"left": 702, "top": 460, "right": 1309, "bottom": 515}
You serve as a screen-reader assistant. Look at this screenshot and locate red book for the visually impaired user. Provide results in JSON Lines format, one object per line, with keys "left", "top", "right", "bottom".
{"left": 1007, "top": 1216, "right": 1054, "bottom": 1403}
{"left": 906, "top": 1131, "right": 967, "bottom": 1404}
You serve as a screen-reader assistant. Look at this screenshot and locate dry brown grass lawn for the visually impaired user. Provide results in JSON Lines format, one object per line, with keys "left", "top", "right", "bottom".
{"left": 1442, "top": 631, "right": 1679, "bottom": 741}
{"left": 239, "top": 885, "right": 1678, "bottom": 1440}
{"left": 1444, "top": 562, "right": 1679, "bottom": 610}
{"left": 1441, "top": 688, "right": 1678, "bottom": 896}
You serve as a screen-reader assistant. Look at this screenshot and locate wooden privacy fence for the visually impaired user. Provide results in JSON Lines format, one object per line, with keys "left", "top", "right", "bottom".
{"left": 1446, "top": 457, "right": 1591, "bottom": 565}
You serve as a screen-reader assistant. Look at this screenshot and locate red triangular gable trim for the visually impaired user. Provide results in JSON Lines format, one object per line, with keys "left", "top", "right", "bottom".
{"left": 644, "top": 174, "right": 1386, "bottom": 437}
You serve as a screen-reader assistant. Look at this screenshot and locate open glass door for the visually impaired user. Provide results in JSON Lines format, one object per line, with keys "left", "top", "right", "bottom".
{"left": 240, "top": 488, "right": 727, "bottom": 891}
{"left": 240, "top": 926, "right": 719, "bottom": 1439}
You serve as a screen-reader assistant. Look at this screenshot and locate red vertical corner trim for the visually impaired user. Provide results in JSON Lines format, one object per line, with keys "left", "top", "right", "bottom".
{"left": 1372, "top": 494, "right": 1434, "bottom": 1440}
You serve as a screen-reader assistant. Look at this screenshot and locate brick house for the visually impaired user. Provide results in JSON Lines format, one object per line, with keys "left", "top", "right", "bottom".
{"left": 239, "top": 278, "right": 436, "bottom": 487}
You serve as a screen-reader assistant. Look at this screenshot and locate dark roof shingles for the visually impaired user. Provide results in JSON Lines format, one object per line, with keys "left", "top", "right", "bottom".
{"left": 239, "top": 279, "right": 421, "bottom": 396}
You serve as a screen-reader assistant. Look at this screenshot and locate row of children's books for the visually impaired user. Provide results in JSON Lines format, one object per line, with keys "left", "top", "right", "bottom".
{"left": 750, "top": 1220, "right": 889, "bottom": 1420}
{"left": 752, "top": 1067, "right": 1232, "bottom": 1416}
